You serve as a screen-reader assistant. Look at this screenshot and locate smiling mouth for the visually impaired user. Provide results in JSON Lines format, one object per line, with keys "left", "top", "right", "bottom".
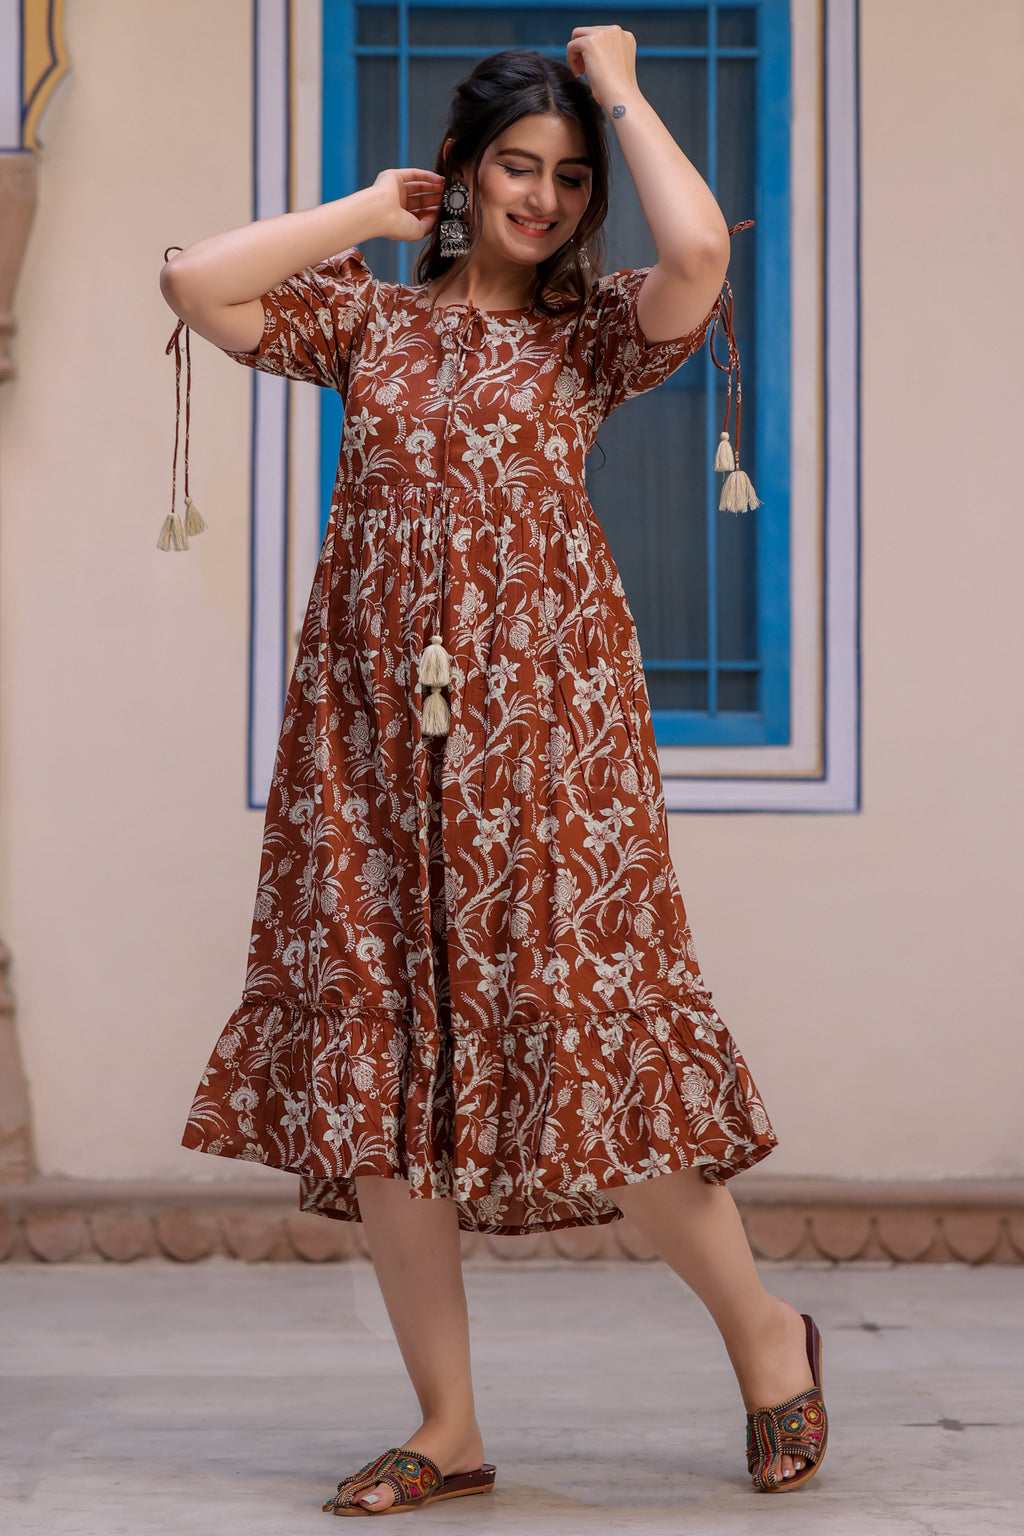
{"left": 508, "top": 214, "right": 557, "bottom": 232}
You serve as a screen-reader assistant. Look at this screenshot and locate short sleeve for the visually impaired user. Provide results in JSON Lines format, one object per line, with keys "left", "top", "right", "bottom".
{"left": 222, "top": 246, "right": 375, "bottom": 396}
{"left": 572, "top": 266, "right": 719, "bottom": 422}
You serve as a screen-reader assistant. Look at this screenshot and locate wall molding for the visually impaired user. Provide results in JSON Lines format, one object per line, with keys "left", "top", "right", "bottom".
{"left": 3, "top": 1176, "right": 1021, "bottom": 1264}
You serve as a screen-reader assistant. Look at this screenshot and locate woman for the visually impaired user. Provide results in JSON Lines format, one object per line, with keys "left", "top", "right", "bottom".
{"left": 162, "top": 25, "right": 827, "bottom": 1513}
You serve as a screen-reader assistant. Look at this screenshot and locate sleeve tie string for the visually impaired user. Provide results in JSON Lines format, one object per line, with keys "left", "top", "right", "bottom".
{"left": 157, "top": 244, "right": 208, "bottom": 551}
{"left": 708, "top": 219, "right": 761, "bottom": 514}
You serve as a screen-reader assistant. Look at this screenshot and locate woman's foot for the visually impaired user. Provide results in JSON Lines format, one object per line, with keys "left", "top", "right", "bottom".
{"left": 351, "top": 1419, "right": 485, "bottom": 1513}
{"left": 735, "top": 1297, "right": 815, "bottom": 1484}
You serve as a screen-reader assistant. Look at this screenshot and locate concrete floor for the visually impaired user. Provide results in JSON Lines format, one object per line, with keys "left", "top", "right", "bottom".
{"left": 0, "top": 1258, "right": 1021, "bottom": 1536}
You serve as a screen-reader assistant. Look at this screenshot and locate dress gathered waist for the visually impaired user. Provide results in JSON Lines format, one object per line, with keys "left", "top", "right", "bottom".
{"left": 333, "top": 477, "right": 590, "bottom": 515}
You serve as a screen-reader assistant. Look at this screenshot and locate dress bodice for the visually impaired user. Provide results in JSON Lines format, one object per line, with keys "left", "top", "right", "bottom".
{"left": 225, "top": 247, "right": 717, "bottom": 502}
{"left": 340, "top": 294, "right": 596, "bottom": 494}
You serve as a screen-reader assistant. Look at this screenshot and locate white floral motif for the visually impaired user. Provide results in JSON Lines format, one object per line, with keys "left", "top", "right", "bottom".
{"left": 342, "top": 407, "right": 380, "bottom": 451}
{"left": 681, "top": 1067, "right": 713, "bottom": 1110}
{"left": 463, "top": 412, "right": 519, "bottom": 469}
{"left": 487, "top": 656, "right": 519, "bottom": 695}
{"left": 592, "top": 942, "right": 646, "bottom": 1006}
{"left": 472, "top": 797, "right": 519, "bottom": 855}
{"left": 509, "top": 906, "right": 532, "bottom": 939}
{"left": 572, "top": 669, "right": 607, "bottom": 711}
{"left": 281, "top": 1093, "right": 308, "bottom": 1134}
{"left": 542, "top": 956, "right": 570, "bottom": 987}
{"left": 406, "top": 425, "right": 436, "bottom": 459}
{"left": 477, "top": 949, "right": 515, "bottom": 1002}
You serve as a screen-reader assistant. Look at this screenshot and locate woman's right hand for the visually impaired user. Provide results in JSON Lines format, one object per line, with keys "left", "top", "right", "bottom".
{"left": 372, "top": 167, "right": 448, "bottom": 243}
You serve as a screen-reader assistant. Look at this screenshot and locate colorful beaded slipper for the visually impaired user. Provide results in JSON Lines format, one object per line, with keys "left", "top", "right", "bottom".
{"left": 322, "top": 1447, "right": 496, "bottom": 1516}
{"left": 745, "top": 1314, "right": 828, "bottom": 1493}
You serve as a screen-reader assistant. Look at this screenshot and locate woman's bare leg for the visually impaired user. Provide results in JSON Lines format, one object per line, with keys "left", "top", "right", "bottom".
{"left": 607, "top": 1169, "right": 815, "bottom": 1484}
{"left": 344, "top": 1175, "right": 484, "bottom": 1513}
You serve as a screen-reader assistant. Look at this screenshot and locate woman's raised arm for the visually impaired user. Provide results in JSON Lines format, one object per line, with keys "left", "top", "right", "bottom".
{"left": 566, "top": 25, "right": 730, "bottom": 342}
{"left": 159, "top": 171, "right": 444, "bottom": 353}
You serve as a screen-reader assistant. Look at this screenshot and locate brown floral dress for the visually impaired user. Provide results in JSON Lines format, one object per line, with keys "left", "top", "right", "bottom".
{"left": 181, "top": 247, "right": 777, "bottom": 1234}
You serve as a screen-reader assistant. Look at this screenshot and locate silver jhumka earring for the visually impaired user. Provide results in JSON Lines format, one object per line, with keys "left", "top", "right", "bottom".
{"left": 439, "top": 178, "right": 471, "bottom": 258}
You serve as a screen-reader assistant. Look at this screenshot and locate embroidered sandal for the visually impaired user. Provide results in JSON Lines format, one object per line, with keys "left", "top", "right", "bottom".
{"left": 322, "top": 1446, "right": 496, "bottom": 1516}
{"left": 745, "top": 1314, "right": 828, "bottom": 1493}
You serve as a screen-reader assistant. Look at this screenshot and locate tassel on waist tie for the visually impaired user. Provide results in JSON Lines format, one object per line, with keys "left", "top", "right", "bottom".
{"left": 418, "top": 309, "right": 475, "bottom": 739}
{"left": 418, "top": 631, "right": 453, "bottom": 737}
{"left": 418, "top": 487, "right": 456, "bottom": 740}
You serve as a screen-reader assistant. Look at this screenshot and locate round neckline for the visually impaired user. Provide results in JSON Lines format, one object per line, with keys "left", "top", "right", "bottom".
{"left": 417, "top": 285, "right": 536, "bottom": 318}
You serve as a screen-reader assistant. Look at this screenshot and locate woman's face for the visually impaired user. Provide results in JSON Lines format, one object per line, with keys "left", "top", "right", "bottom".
{"left": 454, "top": 113, "right": 594, "bottom": 266}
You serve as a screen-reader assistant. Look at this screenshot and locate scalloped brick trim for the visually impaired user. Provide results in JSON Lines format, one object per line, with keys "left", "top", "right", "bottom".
{"left": 1, "top": 1178, "right": 1021, "bottom": 1263}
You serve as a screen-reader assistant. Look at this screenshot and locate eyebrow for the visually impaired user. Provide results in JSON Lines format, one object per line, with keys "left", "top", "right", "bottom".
{"left": 497, "top": 146, "right": 593, "bottom": 168}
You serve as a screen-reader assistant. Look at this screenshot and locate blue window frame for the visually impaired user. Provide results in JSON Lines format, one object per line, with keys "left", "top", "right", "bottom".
{"left": 320, "top": 0, "right": 791, "bottom": 747}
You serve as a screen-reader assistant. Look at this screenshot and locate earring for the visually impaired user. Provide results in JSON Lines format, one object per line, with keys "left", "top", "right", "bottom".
{"left": 574, "top": 238, "right": 591, "bottom": 271}
{"left": 439, "top": 178, "right": 471, "bottom": 258}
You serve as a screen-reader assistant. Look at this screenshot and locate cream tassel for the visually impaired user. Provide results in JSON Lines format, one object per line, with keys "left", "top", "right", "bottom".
{"left": 421, "top": 689, "right": 451, "bottom": 736}
{"left": 419, "top": 632, "right": 452, "bottom": 737}
{"left": 157, "top": 512, "right": 189, "bottom": 551}
{"left": 184, "top": 495, "right": 207, "bottom": 537}
{"left": 719, "top": 468, "right": 761, "bottom": 514}
{"left": 714, "top": 431, "right": 735, "bottom": 472}
{"left": 706, "top": 251, "right": 761, "bottom": 516}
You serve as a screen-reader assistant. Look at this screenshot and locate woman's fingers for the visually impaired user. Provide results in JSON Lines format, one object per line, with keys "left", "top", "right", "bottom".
{"left": 397, "top": 168, "right": 446, "bottom": 186}
{"left": 398, "top": 178, "right": 444, "bottom": 210}
{"left": 372, "top": 167, "right": 444, "bottom": 241}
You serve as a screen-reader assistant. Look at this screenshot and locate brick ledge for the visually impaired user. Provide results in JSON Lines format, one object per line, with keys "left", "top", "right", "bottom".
{"left": 1, "top": 1175, "right": 1021, "bottom": 1264}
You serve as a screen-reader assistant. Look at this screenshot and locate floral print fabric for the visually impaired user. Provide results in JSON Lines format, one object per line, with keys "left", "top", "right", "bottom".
{"left": 182, "top": 247, "right": 777, "bottom": 1233}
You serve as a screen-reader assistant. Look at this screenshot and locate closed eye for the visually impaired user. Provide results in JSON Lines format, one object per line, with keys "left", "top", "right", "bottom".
{"left": 500, "top": 164, "right": 587, "bottom": 188}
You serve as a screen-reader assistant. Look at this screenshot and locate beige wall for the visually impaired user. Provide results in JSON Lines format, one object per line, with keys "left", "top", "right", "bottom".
{"left": 0, "top": 0, "right": 269, "bottom": 1184}
{"left": 1, "top": 0, "right": 1021, "bottom": 1187}
{"left": 674, "top": 0, "right": 1024, "bottom": 1179}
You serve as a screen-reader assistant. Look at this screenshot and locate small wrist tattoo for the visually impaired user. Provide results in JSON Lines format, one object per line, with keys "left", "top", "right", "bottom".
{"left": 611, "top": 104, "right": 626, "bottom": 119}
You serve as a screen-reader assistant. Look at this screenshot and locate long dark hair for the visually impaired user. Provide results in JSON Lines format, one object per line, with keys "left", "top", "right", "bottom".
{"left": 414, "top": 50, "right": 610, "bottom": 316}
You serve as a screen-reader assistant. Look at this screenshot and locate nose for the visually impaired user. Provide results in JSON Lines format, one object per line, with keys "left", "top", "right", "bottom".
{"left": 524, "top": 178, "right": 562, "bottom": 217}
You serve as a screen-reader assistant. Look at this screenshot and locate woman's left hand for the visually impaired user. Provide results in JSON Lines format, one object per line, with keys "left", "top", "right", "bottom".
{"left": 565, "top": 24, "right": 641, "bottom": 112}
